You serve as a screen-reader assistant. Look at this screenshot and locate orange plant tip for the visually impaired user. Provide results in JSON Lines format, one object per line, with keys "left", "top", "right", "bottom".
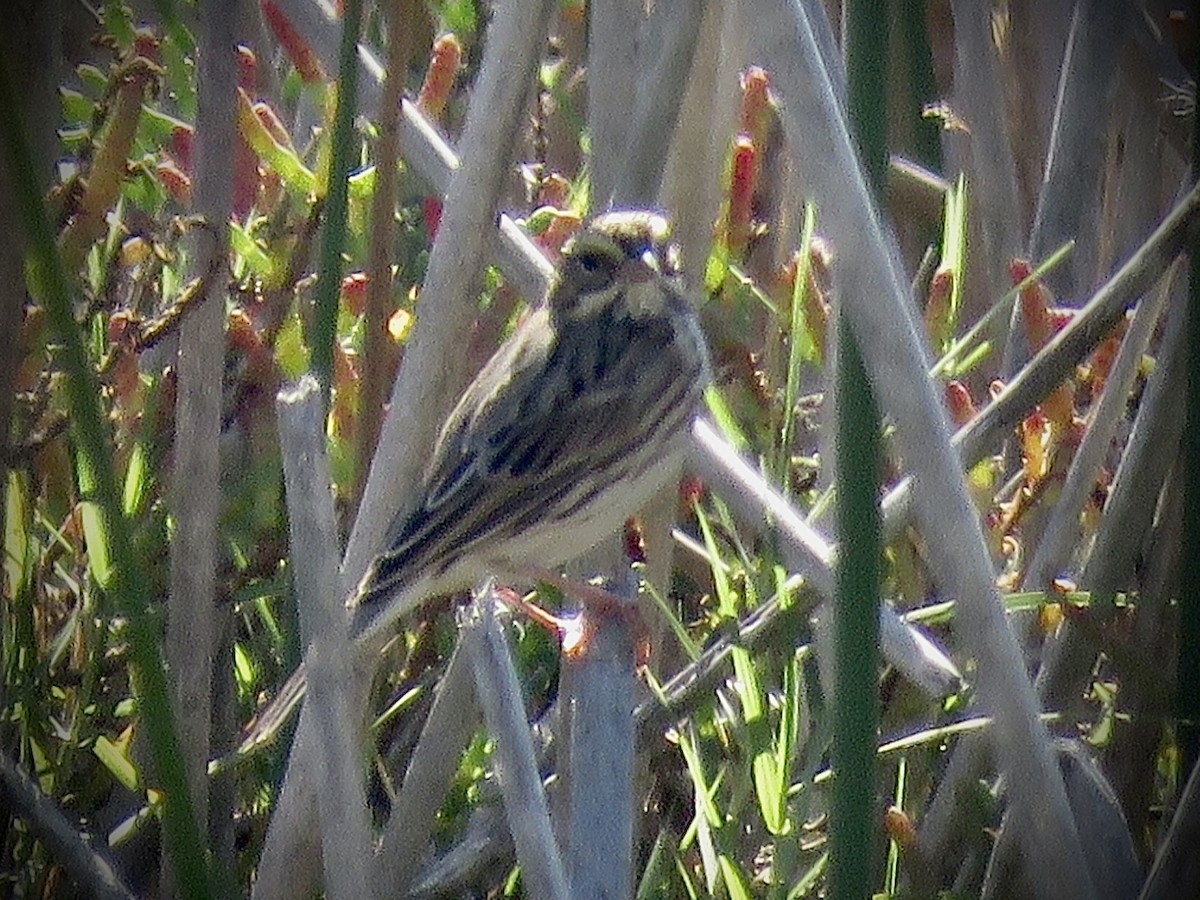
{"left": 535, "top": 173, "right": 572, "bottom": 208}
{"left": 237, "top": 45, "right": 259, "bottom": 94}
{"left": 253, "top": 101, "right": 294, "bottom": 150}
{"left": 883, "top": 806, "right": 919, "bottom": 850}
{"left": 726, "top": 138, "right": 758, "bottom": 254}
{"left": 333, "top": 343, "right": 360, "bottom": 388}
{"left": 341, "top": 271, "right": 369, "bottom": 316}
{"left": 534, "top": 211, "right": 584, "bottom": 257}
{"left": 155, "top": 159, "right": 192, "bottom": 205}
{"left": 170, "top": 123, "right": 194, "bottom": 172}
{"left": 417, "top": 33, "right": 463, "bottom": 120}
{"left": 423, "top": 197, "right": 443, "bottom": 239}
{"left": 623, "top": 516, "right": 647, "bottom": 565}
{"left": 133, "top": 29, "right": 161, "bottom": 64}
{"left": 107, "top": 309, "right": 137, "bottom": 344}
{"left": 944, "top": 380, "right": 976, "bottom": 425}
{"left": 679, "top": 474, "right": 706, "bottom": 507}
{"left": 738, "top": 65, "right": 773, "bottom": 146}
{"left": 261, "top": 0, "right": 327, "bottom": 83}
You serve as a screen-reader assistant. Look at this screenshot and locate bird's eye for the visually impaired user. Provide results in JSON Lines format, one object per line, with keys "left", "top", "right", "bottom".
{"left": 576, "top": 251, "right": 606, "bottom": 274}
{"left": 569, "top": 249, "right": 616, "bottom": 293}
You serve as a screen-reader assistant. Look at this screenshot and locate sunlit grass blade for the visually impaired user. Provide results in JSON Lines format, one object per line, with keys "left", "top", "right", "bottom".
{"left": 677, "top": 724, "right": 755, "bottom": 900}
{"left": 780, "top": 202, "right": 818, "bottom": 492}
{"left": 931, "top": 238, "right": 1075, "bottom": 378}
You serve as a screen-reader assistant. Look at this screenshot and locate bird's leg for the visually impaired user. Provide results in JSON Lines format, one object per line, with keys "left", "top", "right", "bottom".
{"left": 490, "top": 564, "right": 649, "bottom": 665}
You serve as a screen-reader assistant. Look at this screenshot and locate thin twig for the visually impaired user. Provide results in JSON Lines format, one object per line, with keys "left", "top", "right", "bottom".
{"left": 462, "top": 589, "right": 570, "bottom": 900}
{"left": 881, "top": 181, "right": 1200, "bottom": 540}
{"left": 353, "top": 0, "right": 417, "bottom": 518}
{"left": 0, "top": 755, "right": 136, "bottom": 900}
{"left": 1024, "top": 258, "right": 1178, "bottom": 591}
{"left": 374, "top": 640, "right": 482, "bottom": 893}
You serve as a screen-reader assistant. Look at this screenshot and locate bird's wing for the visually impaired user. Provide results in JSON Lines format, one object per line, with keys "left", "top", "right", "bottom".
{"left": 355, "top": 303, "right": 695, "bottom": 609}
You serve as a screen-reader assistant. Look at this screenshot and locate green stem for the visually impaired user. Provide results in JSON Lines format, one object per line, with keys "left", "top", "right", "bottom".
{"left": 311, "top": 0, "right": 365, "bottom": 399}
{"left": 832, "top": 2, "right": 887, "bottom": 898}
{"left": 0, "top": 59, "right": 211, "bottom": 899}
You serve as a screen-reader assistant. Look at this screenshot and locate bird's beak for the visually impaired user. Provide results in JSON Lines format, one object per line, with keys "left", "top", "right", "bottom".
{"left": 622, "top": 250, "right": 660, "bottom": 284}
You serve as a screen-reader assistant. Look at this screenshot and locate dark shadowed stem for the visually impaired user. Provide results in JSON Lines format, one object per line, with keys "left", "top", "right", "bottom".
{"left": 1138, "top": 751, "right": 1200, "bottom": 900}
{"left": 896, "top": 0, "right": 941, "bottom": 172}
{"left": 1025, "top": 0, "right": 1124, "bottom": 301}
{"left": 0, "top": 754, "right": 135, "bottom": 900}
{"left": 310, "top": 0, "right": 363, "bottom": 398}
{"left": 0, "top": 5, "right": 59, "bottom": 555}
{"left": 0, "top": 56, "right": 210, "bottom": 900}
{"left": 1180, "top": 81, "right": 1200, "bottom": 773}
{"left": 831, "top": 327, "right": 882, "bottom": 899}
{"left": 833, "top": 4, "right": 885, "bottom": 897}
{"left": 947, "top": 0, "right": 1022, "bottom": 306}
{"left": 1004, "top": 0, "right": 1125, "bottom": 375}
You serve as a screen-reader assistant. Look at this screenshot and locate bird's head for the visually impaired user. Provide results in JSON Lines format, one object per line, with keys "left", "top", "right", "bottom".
{"left": 550, "top": 210, "right": 683, "bottom": 323}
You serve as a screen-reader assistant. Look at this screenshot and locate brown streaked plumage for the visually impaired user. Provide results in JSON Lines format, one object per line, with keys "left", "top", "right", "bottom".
{"left": 348, "top": 210, "right": 710, "bottom": 641}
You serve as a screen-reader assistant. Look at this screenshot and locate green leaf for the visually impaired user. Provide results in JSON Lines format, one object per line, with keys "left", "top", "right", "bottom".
{"left": 60, "top": 88, "right": 95, "bottom": 125}
{"left": 159, "top": 28, "right": 196, "bottom": 120}
{"left": 717, "top": 857, "right": 754, "bottom": 900}
{"left": 76, "top": 63, "right": 109, "bottom": 97}
{"left": 677, "top": 726, "right": 721, "bottom": 828}
{"left": 274, "top": 309, "right": 310, "bottom": 379}
{"left": 102, "top": 1, "right": 136, "bottom": 52}
{"left": 704, "top": 385, "right": 750, "bottom": 452}
{"left": 704, "top": 240, "right": 729, "bottom": 295}
{"left": 4, "top": 470, "right": 33, "bottom": 596}
{"left": 238, "top": 91, "right": 316, "bottom": 197}
{"left": 94, "top": 734, "right": 141, "bottom": 792}
{"left": 347, "top": 164, "right": 376, "bottom": 200}
{"left": 76, "top": 451, "right": 114, "bottom": 590}
{"left": 139, "top": 105, "right": 191, "bottom": 146}
{"left": 437, "top": 0, "right": 478, "bottom": 35}
{"left": 786, "top": 852, "right": 828, "bottom": 899}
{"left": 643, "top": 579, "right": 703, "bottom": 662}
{"left": 233, "top": 642, "right": 255, "bottom": 696}
{"left": 780, "top": 202, "right": 818, "bottom": 489}
{"left": 122, "top": 438, "right": 151, "bottom": 518}
{"left": 230, "top": 220, "right": 276, "bottom": 282}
